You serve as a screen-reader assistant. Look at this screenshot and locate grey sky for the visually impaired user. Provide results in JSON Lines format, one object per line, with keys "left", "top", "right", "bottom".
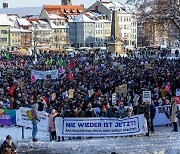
{"left": 3, "top": 0, "right": 127, "bottom": 8}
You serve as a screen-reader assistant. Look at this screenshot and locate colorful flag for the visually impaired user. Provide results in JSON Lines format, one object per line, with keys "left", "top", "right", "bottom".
{"left": 5, "top": 53, "right": 10, "bottom": 59}
{"left": 49, "top": 58, "right": 53, "bottom": 64}
{"left": 57, "top": 58, "right": 63, "bottom": 67}
{"left": 59, "top": 66, "right": 65, "bottom": 74}
{"left": 45, "top": 59, "right": 49, "bottom": 66}
{"left": 63, "top": 59, "right": 68, "bottom": 66}
{"left": 68, "top": 72, "right": 74, "bottom": 80}
{"left": 31, "top": 74, "right": 36, "bottom": 82}
{"left": 8, "top": 84, "right": 17, "bottom": 96}
{"left": 69, "top": 59, "right": 74, "bottom": 69}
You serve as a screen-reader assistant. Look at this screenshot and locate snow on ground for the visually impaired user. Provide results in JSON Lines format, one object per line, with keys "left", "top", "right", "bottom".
{"left": 0, "top": 126, "right": 180, "bottom": 154}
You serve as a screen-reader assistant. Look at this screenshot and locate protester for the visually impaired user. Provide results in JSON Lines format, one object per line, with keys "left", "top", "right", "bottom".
{"left": 0, "top": 48, "right": 179, "bottom": 140}
{"left": 31, "top": 102, "right": 40, "bottom": 142}
{"left": 48, "top": 109, "right": 57, "bottom": 141}
{"left": 117, "top": 101, "right": 127, "bottom": 119}
{"left": 170, "top": 97, "right": 179, "bottom": 132}
{"left": 147, "top": 101, "right": 156, "bottom": 133}
{"left": 0, "top": 135, "right": 16, "bottom": 154}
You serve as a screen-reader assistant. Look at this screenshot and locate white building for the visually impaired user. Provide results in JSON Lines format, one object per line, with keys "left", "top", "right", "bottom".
{"left": 68, "top": 14, "right": 95, "bottom": 48}
{"left": 68, "top": 12, "right": 111, "bottom": 48}
{"left": 30, "top": 19, "right": 52, "bottom": 51}
{"left": 88, "top": 1, "right": 137, "bottom": 49}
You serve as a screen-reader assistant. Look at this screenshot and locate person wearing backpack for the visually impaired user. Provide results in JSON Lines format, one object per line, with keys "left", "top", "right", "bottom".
{"left": 31, "top": 102, "right": 40, "bottom": 142}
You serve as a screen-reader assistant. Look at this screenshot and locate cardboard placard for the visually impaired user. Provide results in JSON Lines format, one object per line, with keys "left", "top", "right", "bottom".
{"left": 112, "top": 93, "right": 117, "bottom": 105}
{"left": 143, "top": 91, "right": 151, "bottom": 102}
{"left": 133, "top": 94, "right": 140, "bottom": 103}
{"left": 68, "top": 89, "right": 75, "bottom": 99}
{"left": 51, "top": 93, "right": 56, "bottom": 101}
{"left": 7, "top": 69, "right": 14, "bottom": 75}
{"left": 144, "top": 64, "right": 152, "bottom": 69}
{"left": 115, "top": 84, "right": 128, "bottom": 94}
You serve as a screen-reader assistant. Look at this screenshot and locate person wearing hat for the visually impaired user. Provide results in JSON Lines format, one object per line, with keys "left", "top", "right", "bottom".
{"left": 0, "top": 135, "right": 17, "bottom": 154}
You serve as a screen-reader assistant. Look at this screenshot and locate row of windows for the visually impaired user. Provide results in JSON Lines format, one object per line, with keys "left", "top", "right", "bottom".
{"left": 54, "top": 36, "right": 68, "bottom": 41}
{"left": 95, "top": 24, "right": 103, "bottom": 28}
{"left": 95, "top": 30, "right": 103, "bottom": 34}
{"left": 122, "top": 33, "right": 137, "bottom": 38}
{"left": 118, "top": 16, "right": 131, "bottom": 22}
{"left": 12, "top": 40, "right": 20, "bottom": 43}
{"left": 105, "top": 30, "right": 111, "bottom": 35}
{"left": 1, "top": 30, "right": 8, "bottom": 34}
{"left": 0, "top": 38, "right": 7, "bottom": 42}
{"left": 35, "top": 31, "right": 51, "bottom": 35}
{"left": 95, "top": 37, "right": 103, "bottom": 42}
{"left": 54, "top": 21, "right": 65, "bottom": 26}
{"left": 54, "top": 29, "right": 69, "bottom": 33}
{"left": 84, "top": 23, "right": 93, "bottom": 27}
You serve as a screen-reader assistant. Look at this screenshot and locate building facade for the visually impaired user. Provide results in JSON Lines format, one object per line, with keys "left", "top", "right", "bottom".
{"left": 69, "top": 14, "right": 95, "bottom": 48}
{"left": 0, "top": 14, "right": 10, "bottom": 50}
{"left": 88, "top": 1, "right": 137, "bottom": 49}
{"left": 30, "top": 19, "right": 52, "bottom": 51}
{"left": 39, "top": 5, "right": 85, "bottom": 50}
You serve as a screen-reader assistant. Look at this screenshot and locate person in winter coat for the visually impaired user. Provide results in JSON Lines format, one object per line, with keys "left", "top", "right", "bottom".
{"left": 127, "top": 106, "right": 134, "bottom": 117}
{"left": 85, "top": 104, "right": 95, "bottom": 117}
{"left": 106, "top": 103, "right": 118, "bottom": 117}
{"left": 99, "top": 105, "right": 108, "bottom": 117}
{"left": 170, "top": 97, "right": 178, "bottom": 132}
{"left": 147, "top": 101, "right": 156, "bottom": 133}
{"left": 117, "top": 102, "right": 127, "bottom": 119}
{"left": 0, "top": 135, "right": 16, "bottom": 154}
{"left": 48, "top": 109, "right": 57, "bottom": 141}
{"left": 138, "top": 102, "right": 152, "bottom": 136}
{"left": 31, "top": 103, "right": 40, "bottom": 142}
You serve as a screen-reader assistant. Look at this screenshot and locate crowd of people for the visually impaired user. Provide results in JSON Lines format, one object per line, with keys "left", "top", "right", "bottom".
{"left": 0, "top": 48, "right": 180, "bottom": 143}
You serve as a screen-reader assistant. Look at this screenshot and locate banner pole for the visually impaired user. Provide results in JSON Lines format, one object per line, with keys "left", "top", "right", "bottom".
{"left": 22, "top": 126, "right": 24, "bottom": 139}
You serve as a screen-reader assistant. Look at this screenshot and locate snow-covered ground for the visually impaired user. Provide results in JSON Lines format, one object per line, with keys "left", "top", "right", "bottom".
{"left": 0, "top": 126, "right": 180, "bottom": 154}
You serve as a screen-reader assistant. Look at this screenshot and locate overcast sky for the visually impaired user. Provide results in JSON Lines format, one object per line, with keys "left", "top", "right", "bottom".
{"left": 3, "top": 0, "right": 127, "bottom": 8}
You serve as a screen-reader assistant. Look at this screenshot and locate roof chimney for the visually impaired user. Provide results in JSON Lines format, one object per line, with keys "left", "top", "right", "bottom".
{"left": 3, "top": 0, "right": 8, "bottom": 8}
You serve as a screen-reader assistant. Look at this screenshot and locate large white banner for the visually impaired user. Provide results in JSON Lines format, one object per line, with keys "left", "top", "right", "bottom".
{"left": 55, "top": 114, "right": 148, "bottom": 137}
{"left": 16, "top": 107, "right": 48, "bottom": 131}
{"left": 31, "top": 69, "right": 59, "bottom": 80}
{"left": 154, "top": 105, "right": 180, "bottom": 126}
{"left": 154, "top": 105, "right": 171, "bottom": 126}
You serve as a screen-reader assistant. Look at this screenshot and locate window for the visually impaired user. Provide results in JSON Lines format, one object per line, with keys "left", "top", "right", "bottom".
{"left": 0, "top": 38, "right": 7, "bottom": 42}
{"left": 1, "top": 30, "right": 7, "bottom": 34}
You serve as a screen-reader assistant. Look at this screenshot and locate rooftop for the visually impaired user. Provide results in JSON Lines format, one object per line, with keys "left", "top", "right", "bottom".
{"left": 43, "top": 5, "right": 85, "bottom": 17}
{"left": 0, "top": 6, "right": 42, "bottom": 17}
{"left": 0, "top": 14, "right": 11, "bottom": 25}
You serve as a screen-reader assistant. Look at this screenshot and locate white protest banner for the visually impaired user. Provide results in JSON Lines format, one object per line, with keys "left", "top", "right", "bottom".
{"left": 176, "top": 89, "right": 180, "bottom": 96}
{"left": 93, "top": 107, "right": 101, "bottom": 117}
{"left": 112, "top": 93, "right": 117, "bottom": 105}
{"left": 55, "top": 114, "right": 148, "bottom": 137}
{"left": 31, "top": 69, "right": 59, "bottom": 80}
{"left": 143, "top": 91, "right": 151, "bottom": 102}
{"left": 16, "top": 107, "right": 48, "bottom": 131}
{"left": 153, "top": 105, "right": 171, "bottom": 126}
{"left": 133, "top": 94, "right": 140, "bottom": 103}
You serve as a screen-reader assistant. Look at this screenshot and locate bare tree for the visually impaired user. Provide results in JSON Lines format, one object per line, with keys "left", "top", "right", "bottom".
{"left": 126, "top": 0, "right": 180, "bottom": 45}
